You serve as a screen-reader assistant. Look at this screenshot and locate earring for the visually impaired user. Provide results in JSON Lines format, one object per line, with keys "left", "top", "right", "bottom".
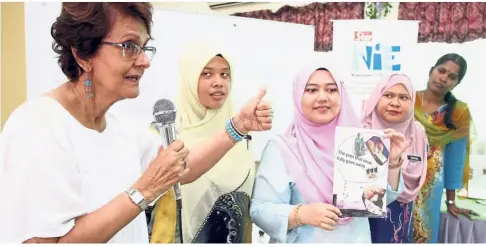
{"left": 84, "top": 76, "right": 94, "bottom": 99}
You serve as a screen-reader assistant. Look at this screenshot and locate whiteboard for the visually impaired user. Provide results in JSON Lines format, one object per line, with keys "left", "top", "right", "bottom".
{"left": 24, "top": 3, "right": 315, "bottom": 161}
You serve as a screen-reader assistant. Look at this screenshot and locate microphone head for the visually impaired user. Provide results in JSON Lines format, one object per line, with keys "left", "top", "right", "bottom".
{"left": 153, "top": 99, "right": 177, "bottom": 125}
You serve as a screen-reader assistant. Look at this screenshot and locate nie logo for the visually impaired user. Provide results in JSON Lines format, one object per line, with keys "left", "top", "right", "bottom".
{"left": 353, "top": 43, "right": 401, "bottom": 72}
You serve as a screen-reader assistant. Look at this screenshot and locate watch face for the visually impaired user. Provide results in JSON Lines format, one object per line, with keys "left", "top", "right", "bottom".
{"left": 132, "top": 191, "right": 144, "bottom": 204}
{"left": 126, "top": 189, "right": 146, "bottom": 210}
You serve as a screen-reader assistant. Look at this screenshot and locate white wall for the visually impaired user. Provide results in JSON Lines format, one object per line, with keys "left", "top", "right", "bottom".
{"left": 24, "top": 2, "right": 66, "bottom": 100}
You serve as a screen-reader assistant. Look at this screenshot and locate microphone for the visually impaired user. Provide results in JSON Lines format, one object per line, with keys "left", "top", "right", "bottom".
{"left": 152, "top": 99, "right": 183, "bottom": 243}
{"left": 150, "top": 121, "right": 160, "bottom": 132}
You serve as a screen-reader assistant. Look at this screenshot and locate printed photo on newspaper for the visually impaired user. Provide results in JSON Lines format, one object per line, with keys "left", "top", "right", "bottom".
{"left": 332, "top": 126, "right": 389, "bottom": 218}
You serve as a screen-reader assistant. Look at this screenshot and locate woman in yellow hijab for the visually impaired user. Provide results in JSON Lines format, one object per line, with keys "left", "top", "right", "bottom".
{"left": 151, "top": 40, "right": 272, "bottom": 243}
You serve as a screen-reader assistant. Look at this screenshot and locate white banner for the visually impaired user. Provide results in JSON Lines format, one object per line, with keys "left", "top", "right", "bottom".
{"left": 332, "top": 20, "right": 419, "bottom": 113}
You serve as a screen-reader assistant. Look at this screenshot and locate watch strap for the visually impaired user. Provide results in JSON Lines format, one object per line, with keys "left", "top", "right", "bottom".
{"left": 125, "top": 188, "right": 147, "bottom": 211}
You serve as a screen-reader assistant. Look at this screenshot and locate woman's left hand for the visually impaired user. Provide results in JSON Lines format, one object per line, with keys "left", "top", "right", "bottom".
{"left": 384, "top": 128, "right": 411, "bottom": 164}
{"left": 447, "top": 203, "right": 479, "bottom": 220}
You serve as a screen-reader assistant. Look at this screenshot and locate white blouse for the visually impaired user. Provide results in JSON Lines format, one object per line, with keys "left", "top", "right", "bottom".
{"left": 0, "top": 97, "right": 160, "bottom": 243}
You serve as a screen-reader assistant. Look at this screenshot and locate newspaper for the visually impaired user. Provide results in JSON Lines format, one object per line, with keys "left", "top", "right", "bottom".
{"left": 332, "top": 126, "right": 389, "bottom": 218}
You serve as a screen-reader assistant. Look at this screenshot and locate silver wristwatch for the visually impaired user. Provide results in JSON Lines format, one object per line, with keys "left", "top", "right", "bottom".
{"left": 445, "top": 200, "right": 455, "bottom": 205}
{"left": 125, "top": 188, "right": 147, "bottom": 211}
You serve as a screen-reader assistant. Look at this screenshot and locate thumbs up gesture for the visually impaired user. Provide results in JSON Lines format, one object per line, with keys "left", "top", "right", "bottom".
{"left": 233, "top": 87, "right": 273, "bottom": 134}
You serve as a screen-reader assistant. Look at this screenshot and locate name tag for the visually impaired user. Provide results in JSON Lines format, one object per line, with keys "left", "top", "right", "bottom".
{"left": 407, "top": 155, "right": 422, "bottom": 162}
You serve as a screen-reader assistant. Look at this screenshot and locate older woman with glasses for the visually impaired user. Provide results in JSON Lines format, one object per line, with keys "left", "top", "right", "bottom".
{"left": 0, "top": 2, "right": 187, "bottom": 243}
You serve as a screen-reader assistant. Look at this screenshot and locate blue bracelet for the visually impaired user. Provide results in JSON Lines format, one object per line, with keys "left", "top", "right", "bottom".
{"left": 226, "top": 119, "right": 244, "bottom": 142}
{"left": 230, "top": 117, "right": 244, "bottom": 137}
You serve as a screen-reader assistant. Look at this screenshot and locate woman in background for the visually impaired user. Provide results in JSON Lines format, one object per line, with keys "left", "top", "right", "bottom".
{"left": 250, "top": 66, "right": 406, "bottom": 243}
{"left": 363, "top": 73, "right": 428, "bottom": 243}
{"left": 413, "top": 53, "right": 478, "bottom": 243}
{"left": 150, "top": 40, "right": 272, "bottom": 243}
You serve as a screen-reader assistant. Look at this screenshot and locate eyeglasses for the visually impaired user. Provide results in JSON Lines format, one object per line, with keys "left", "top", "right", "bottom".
{"left": 101, "top": 41, "right": 156, "bottom": 61}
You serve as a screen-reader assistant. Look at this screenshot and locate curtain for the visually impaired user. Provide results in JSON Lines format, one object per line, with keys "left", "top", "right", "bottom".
{"left": 233, "top": 2, "right": 364, "bottom": 51}
{"left": 399, "top": 2, "right": 486, "bottom": 44}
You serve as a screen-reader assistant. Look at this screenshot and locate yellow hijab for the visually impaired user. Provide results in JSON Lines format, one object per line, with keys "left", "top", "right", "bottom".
{"left": 178, "top": 40, "right": 254, "bottom": 243}
{"left": 150, "top": 122, "right": 176, "bottom": 243}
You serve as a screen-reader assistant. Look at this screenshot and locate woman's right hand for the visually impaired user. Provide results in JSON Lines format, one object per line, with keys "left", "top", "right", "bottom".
{"left": 233, "top": 88, "right": 273, "bottom": 134}
{"left": 132, "top": 140, "right": 189, "bottom": 203}
{"left": 298, "top": 203, "right": 342, "bottom": 230}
